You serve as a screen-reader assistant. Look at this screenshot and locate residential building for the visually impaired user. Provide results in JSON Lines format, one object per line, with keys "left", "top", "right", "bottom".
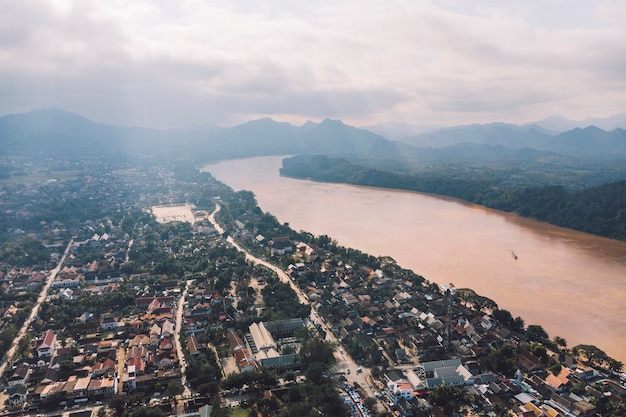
{"left": 37, "top": 330, "right": 57, "bottom": 358}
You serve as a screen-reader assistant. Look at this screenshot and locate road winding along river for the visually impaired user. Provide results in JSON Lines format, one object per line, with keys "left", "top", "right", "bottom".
{"left": 203, "top": 156, "right": 626, "bottom": 363}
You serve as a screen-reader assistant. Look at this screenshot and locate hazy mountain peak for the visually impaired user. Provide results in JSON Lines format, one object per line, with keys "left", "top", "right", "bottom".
{"left": 2, "top": 108, "right": 626, "bottom": 160}
{"left": 319, "top": 118, "right": 345, "bottom": 126}
{"left": 580, "top": 125, "right": 604, "bottom": 132}
{"left": 16, "top": 107, "right": 95, "bottom": 123}
{"left": 241, "top": 117, "right": 281, "bottom": 126}
{"left": 581, "top": 112, "right": 626, "bottom": 130}
{"left": 0, "top": 107, "right": 105, "bottom": 135}
{"left": 526, "top": 112, "right": 626, "bottom": 132}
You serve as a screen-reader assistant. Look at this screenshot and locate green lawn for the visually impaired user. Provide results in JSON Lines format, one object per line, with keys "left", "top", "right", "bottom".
{"left": 230, "top": 407, "right": 250, "bottom": 417}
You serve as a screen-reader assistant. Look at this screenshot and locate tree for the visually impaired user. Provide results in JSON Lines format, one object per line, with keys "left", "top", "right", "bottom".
{"left": 572, "top": 344, "right": 607, "bottom": 367}
{"left": 363, "top": 397, "right": 377, "bottom": 412}
{"left": 526, "top": 324, "right": 549, "bottom": 343}
{"left": 107, "top": 395, "right": 127, "bottom": 417}
{"left": 492, "top": 403, "right": 512, "bottom": 417}
{"left": 197, "top": 382, "right": 219, "bottom": 396}
{"left": 484, "top": 345, "right": 518, "bottom": 377}
{"left": 608, "top": 358, "right": 624, "bottom": 373}
{"left": 513, "top": 317, "right": 525, "bottom": 333}
{"left": 594, "top": 396, "right": 626, "bottom": 417}
{"left": 287, "top": 385, "right": 302, "bottom": 403}
{"left": 305, "top": 362, "right": 326, "bottom": 385}
{"left": 428, "top": 385, "right": 471, "bottom": 417}
{"left": 531, "top": 344, "right": 548, "bottom": 363}
{"left": 257, "top": 396, "right": 280, "bottom": 416}
{"left": 549, "top": 363, "right": 562, "bottom": 375}
{"left": 165, "top": 381, "right": 183, "bottom": 399}
{"left": 129, "top": 407, "right": 164, "bottom": 417}
{"left": 492, "top": 309, "right": 514, "bottom": 327}
{"left": 59, "top": 359, "right": 77, "bottom": 372}
{"left": 552, "top": 336, "right": 567, "bottom": 350}
{"left": 283, "top": 371, "right": 296, "bottom": 383}
{"left": 17, "top": 336, "right": 32, "bottom": 357}
{"left": 300, "top": 338, "right": 336, "bottom": 369}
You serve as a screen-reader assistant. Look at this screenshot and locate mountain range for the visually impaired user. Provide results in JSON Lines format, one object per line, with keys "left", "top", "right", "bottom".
{"left": 1, "top": 108, "right": 626, "bottom": 161}
{"left": 363, "top": 112, "right": 626, "bottom": 139}
{"left": 399, "top": 123, "right": 626, "bottom": 159}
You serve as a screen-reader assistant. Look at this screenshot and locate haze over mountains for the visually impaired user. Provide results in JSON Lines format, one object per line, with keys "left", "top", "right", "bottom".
{"left": 1, "top": 108, "right": 626, "bottom": 162}
{"left": 363, "top": 112, "right": 626, "bottom": 140}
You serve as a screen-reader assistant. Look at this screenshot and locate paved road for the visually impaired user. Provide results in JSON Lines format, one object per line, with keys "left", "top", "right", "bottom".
{"left": 207, "top": 205, "right": 378, "bottom": 402}
{"left": 0, "top": 239, "right": 73, "bottom": 377}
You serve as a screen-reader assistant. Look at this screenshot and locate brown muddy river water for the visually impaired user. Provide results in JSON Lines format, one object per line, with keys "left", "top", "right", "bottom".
{"left": 203, "top": 156, "right": 626, "bottom": 363}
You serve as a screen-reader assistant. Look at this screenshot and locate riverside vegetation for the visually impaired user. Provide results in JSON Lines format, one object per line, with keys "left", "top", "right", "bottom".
{"left": 0, "top": 156, "right": 624, "bottom": 416}
{"left": 280, "top": 154, "right": 626, "bottom": 242}
{"left": 1, "top": 108, "right": 626, "bottom": 416}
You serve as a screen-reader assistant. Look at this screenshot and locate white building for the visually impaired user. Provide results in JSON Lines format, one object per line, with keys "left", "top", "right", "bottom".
{"left": 248, "top": 321, "right": 297, "bottom": 369}
{"left": 37, "top": 330, "right": 57, "bottom": 358}
{"left": 249, "top": 322, "right": 277, "bottom": 353}
{"left": 414, "top": 358, "right": 474, "bottom": 389}
{"left": 387, "top": 380, "right": 415, "bottom": 403}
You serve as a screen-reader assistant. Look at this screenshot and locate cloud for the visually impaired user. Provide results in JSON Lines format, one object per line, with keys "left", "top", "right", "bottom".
{"left": 0, "top": 0, "right": 625, "bottom": 127}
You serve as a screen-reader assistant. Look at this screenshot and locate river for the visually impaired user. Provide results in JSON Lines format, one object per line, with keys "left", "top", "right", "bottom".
{"left": 203, "top": 156, "right": 626, "bottom": 364}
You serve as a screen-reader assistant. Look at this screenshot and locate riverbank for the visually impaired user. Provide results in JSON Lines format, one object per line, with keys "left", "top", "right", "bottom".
{"left": 280, "top": 154, "right": 626, "bottom": 243}
{"left": 204, "top": 156, "right": 626, "bottom": 364}
{"left": 209, "top": 180, "right": 625, "bottom": 416}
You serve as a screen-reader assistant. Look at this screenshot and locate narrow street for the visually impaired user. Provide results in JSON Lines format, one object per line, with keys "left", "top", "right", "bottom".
{"left": 175, "top": 279, "right": 194, "bottom": 398}
{"left": 117, "top": 346, "right": 125, "bottom": 394}
{"left": 0, "top": 239, "right": 73, "bottom": 377}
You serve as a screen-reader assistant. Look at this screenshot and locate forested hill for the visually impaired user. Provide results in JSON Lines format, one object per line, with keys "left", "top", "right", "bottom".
{"left": 280, "top": 155, "right": 626, "bottom": 242}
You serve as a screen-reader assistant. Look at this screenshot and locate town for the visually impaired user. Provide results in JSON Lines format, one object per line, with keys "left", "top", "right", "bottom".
{"left": 1, "top": 155, "right": 625, "bottom": 417}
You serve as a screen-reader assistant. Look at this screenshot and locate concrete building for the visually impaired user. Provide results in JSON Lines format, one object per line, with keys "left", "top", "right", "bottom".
{"left": 414, "top": 358, "right": 474, "bottom": 389}
{"left": 247, "top": 321, "right": 298, "bottom": 369}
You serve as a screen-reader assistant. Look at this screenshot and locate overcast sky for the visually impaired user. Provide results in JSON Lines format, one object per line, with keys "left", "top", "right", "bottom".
{"left": 1, "top": 0, "right": 625, "bottom": 128}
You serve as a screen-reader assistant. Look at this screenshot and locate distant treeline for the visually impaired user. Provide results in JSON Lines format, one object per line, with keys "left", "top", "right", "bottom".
{"left": 280, "top": 155, "right": 626, "bottom": 242}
